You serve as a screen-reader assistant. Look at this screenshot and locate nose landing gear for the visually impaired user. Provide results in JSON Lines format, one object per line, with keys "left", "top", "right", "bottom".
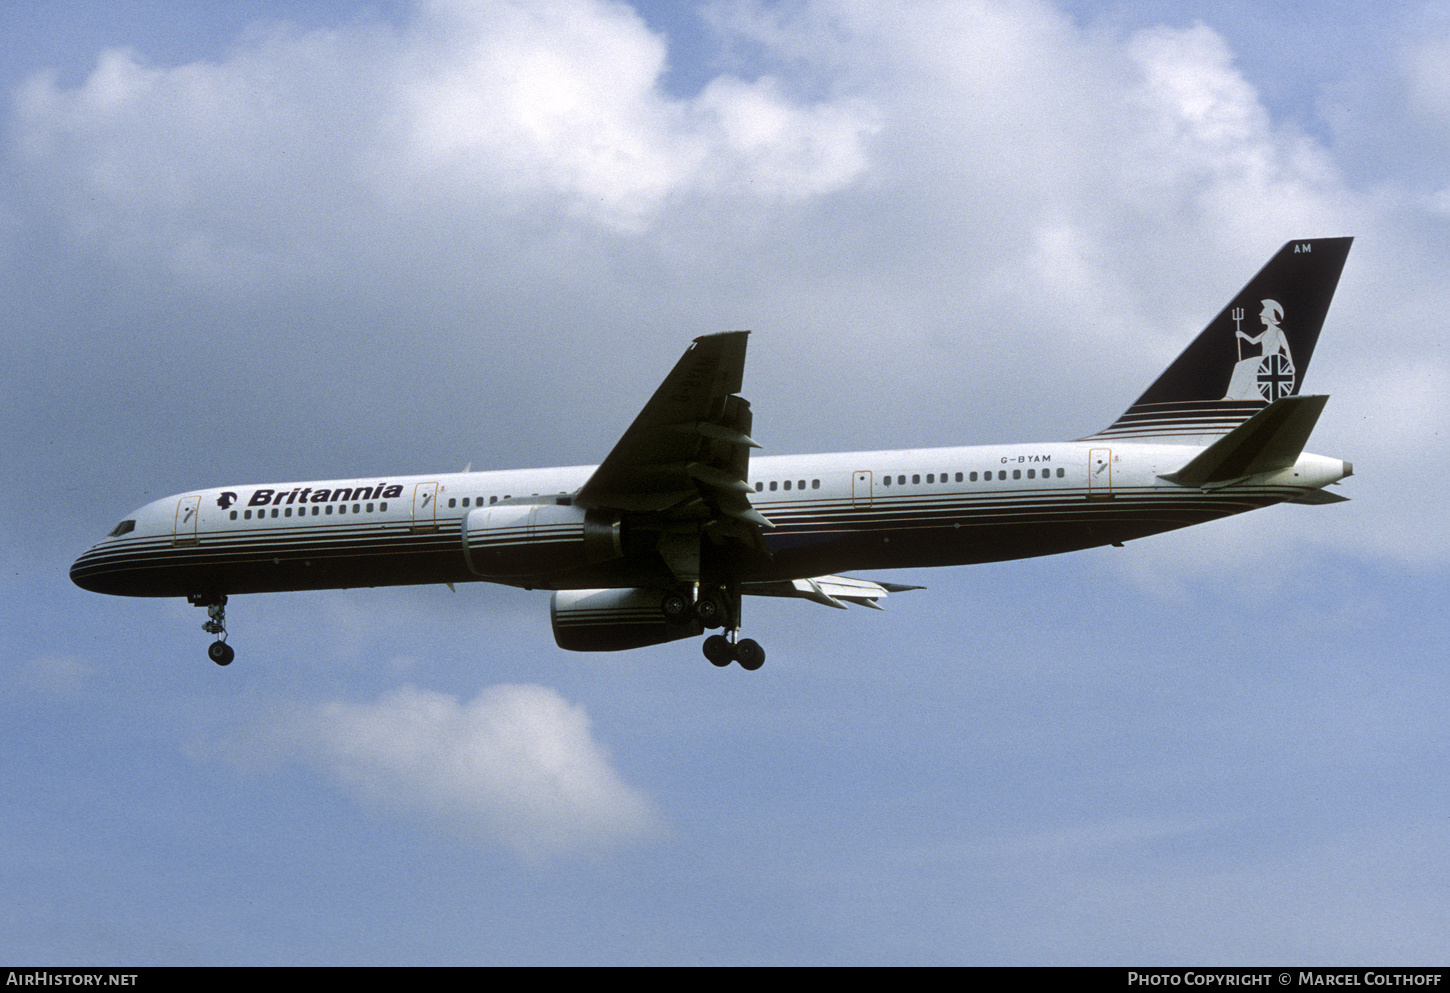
{"left": 189, "top": 593, "right": 234, "bottom": 666}
{"left": 206, "top": 639, "right": 235, "bottom": 666}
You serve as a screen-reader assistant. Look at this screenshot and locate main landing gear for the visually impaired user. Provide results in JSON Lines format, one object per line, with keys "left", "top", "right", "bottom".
{"left": 189, "top": 593, "right": 234, "bottom": 666}
{"left": 702, "top": 633, "right": 766, "bottom": 671}
{"left": 660, "top": 588, "right": 727, "bottom": 628}
{"left": 661, "top": 585, "right": 767, "bottom": 671}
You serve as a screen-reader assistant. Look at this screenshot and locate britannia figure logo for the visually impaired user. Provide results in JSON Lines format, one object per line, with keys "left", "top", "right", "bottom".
{"left": 1223, "top": 298, "right": 1296, "bottom": 401}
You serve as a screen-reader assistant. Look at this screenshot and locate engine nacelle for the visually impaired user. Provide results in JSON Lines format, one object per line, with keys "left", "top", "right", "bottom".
{"left": 463, "top": 503, "right": 622, "bottom": 579}
{"left": 551, "top": 588, "right": 703, "bottom": 652}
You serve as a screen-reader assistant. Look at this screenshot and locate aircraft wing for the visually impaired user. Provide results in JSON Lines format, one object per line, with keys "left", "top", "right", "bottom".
{"left": 574, "top": 331, "right": 771, "bottom": 543}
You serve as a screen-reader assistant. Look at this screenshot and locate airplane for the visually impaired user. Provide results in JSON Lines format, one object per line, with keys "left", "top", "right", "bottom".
{"left": 71, "top": 237, "right": 1354, "bottom": 671}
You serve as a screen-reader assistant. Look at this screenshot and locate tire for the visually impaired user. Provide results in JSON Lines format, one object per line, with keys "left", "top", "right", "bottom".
{"left": 660, "top": 591, "right": 690, "bottom": 623}
{"left": 694, "top": 595, "right": 723, "bottom": 628}
{"left": 207, "top": 641, "right": 234, "bottom": 666}
{"left": 735, "top": 639, "right": 765, "bottom": 671}
{"left": 703, "top": 635, "right": 733, "bottom": 667}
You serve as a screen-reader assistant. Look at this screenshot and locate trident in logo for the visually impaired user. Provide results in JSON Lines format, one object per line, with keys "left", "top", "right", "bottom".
{"left": 1223, "top": 300, "right": 1295, "bottom": 401}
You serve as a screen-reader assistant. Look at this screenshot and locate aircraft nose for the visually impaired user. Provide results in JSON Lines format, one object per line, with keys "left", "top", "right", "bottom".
{"left": 70, "top": 548, "right": 105, "bottom": 593}
{"left": 70, "top": 545, "right": 133, "bottom": 595}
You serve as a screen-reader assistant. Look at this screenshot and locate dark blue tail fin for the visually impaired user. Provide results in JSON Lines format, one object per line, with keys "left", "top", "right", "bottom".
{"left": 1086, "top": 237, "right": 1352, "bottom": 442}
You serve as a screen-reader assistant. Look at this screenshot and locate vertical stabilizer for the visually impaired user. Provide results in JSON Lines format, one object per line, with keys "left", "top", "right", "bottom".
{"left": 1086, "top": 238, "right": 1352, "bottom": 443}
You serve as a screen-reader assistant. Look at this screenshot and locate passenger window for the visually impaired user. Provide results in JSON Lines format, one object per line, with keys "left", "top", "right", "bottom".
{"left": 229, "top": 511, "right": 237, "bottom": 520}
{"left": 812, "top": 479, "right": 820, "bottom": 489}
{"left": 1027, "top": 469, "right": 1035, "bottom": 479}
{"left": 912, "top": 474, "right": 920, "bottom": 484}
{"left": 883, "top": 476, "right": 891, "bottom": 487}
{"left": 448, "top": 498, "right": 456, "bottom": 508}
{"left": 798, "top": 480, "right": 805, "bottom": 490}
{"left": 755, "top": 482, "right": 764, "bottom": 492}
{"left": 1013, "top": 469, "right": 1021, "bottom": 480}
{"left": 897, "top": 475, "right": 905, "bottom": 485}
{"left": 769, "top": 481, "right": 778, "bottom": 491}
{"left": 784, "top": 480, "right": 791, "bottom": 491}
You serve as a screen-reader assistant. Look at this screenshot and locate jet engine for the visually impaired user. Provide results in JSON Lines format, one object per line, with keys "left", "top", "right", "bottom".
{"left": 551, "top": 588, "right": 703, "bottom": 652}
{"left": 463, "top": 503, "right": 622, "bottom": 579}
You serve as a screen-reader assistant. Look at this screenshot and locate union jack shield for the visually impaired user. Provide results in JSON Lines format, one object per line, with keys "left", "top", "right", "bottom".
{"left": 1256, "top": 353, "right": 1296, "bottom": 400}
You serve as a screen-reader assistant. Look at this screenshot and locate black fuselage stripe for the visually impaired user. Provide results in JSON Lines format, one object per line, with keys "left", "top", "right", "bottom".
{"left": 73, "top": 487, "right": 1300, "bottom": 588}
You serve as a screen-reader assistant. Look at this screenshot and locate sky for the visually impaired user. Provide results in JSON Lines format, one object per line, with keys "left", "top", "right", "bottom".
{"left": 4, "top": 0, "right": 1449, "bottom": 966}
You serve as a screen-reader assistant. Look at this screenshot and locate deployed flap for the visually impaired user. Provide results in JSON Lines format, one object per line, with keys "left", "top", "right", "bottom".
{"left": 742, "top": 575, "right": 926, "bottom": 609}
{"left": 1159, "top": 394, "right": 1329, "bottom": 488}
{"left": 575, "top": 331, "right": 770, "bottom": 531}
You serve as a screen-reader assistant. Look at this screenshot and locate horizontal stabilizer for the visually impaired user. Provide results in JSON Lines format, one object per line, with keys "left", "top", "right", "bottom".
{"left": 1288, "top": 488, "right": 1350, "bottom": 505}
{"left": 742, "top": 575, "right": 925, "bottom": 609}
{"left": 1159, "top": 394, "right": 1329, "bottom": 488}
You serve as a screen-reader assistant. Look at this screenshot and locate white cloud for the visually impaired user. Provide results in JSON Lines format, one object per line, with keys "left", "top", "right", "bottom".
{"left": 10, "top": 0, "right": 879, "bottom": 252}
{"left": 5, "top": 0, "right": 1439, "bottom": 574}
{"left": 1401, "top": 33, "right": 1450, "bottom": 128}
{"left": 270, "top": 683, "right": 663, "bottom": 861}
{"left": 1122, "top": 23, "right": 1348, "bottom": 244}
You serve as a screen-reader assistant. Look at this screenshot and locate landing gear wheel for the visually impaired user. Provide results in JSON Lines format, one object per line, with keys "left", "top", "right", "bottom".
{"left": 703, "top": 634, "right": 734, "bottom": 667}
{"left": 735, "top": 638, "right": 765, "bottom": 671}
{"left": 190, "top": 594, "right": 234, "bottom": 666}
{"left": 694, "top": 594, "right": 724, "bottom": 629}
{"left": 660, "top": 591, "right": 691, "bottom": 624}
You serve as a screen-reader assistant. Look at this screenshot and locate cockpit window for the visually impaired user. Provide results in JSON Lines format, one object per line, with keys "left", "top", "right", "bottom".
{"left": 107, "top": 520, "right": 136, "bottom": 538}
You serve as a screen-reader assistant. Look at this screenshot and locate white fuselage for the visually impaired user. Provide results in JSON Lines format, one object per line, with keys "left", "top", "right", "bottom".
{"left": 70, "top": 440, "right": 1351, "bottom": 600}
